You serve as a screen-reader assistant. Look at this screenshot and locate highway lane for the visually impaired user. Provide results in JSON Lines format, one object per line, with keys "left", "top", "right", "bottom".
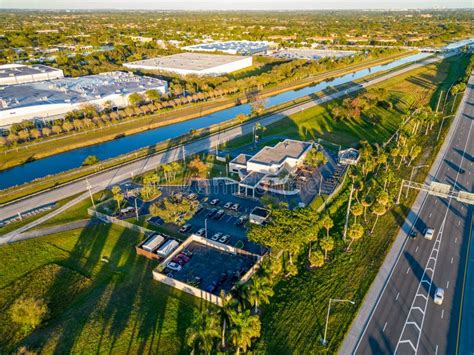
{"left": 352, "top": 73, "right": 474, "bottom": 354}
{"left": 0, "top": 54, "right": 445, "bottom": 226}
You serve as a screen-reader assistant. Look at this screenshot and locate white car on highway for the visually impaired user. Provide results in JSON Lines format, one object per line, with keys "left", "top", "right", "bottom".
{"left": 434, "top": 288, "right": 444, "bottom": 305}
{"left": 424, "top": 228, "right": 435, "bottom": 240}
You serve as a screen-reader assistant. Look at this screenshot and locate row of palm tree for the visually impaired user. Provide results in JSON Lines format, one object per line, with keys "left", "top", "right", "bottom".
{"left": 186, "top": 272, "right": 275, "bottom": 354}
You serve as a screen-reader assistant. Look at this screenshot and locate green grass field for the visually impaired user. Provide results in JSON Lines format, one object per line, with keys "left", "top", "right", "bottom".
{"left": 0, "top": 54, "right": 469, "bottom": 354}
{"left": 0, "top": 224, "right": 201, "bottom": 354}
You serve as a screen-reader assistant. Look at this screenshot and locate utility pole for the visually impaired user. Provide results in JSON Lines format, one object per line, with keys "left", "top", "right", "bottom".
{"left": 86, "top": 178, "right": 95, "bottom": 209}
{"left": 435, "top": 90, "right": 443, "bottom": 113}
{"left": 397, "top": 179, "right": 405, "bottom": 205}
{"left": 343, "top": 183, "right": 354, "bottom": 241}
{"left": 134, "top": 198, "right": 139, "bottom": 221}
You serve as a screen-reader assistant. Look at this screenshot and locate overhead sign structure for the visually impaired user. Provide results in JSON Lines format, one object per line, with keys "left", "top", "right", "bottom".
{"left": 429, "top": 182, "right": 452, "bottom": 197}
{"left": 457, "top": 191, "right": 474, "bottom": 204}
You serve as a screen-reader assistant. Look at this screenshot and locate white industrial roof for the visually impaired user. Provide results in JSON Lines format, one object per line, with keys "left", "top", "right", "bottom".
{"left": 125, "top": 52, "right": 250, "bottom": 72}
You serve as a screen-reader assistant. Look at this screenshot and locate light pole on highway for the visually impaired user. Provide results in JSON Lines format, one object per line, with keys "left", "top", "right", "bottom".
{"left": 205, "top": 218, "right": 208, "bottom": 239}
{"left": 86, "top": 178, "right": 95, "bottom": 209}
{"left": 321, "top": 298, "right": 355, "bottom": 346}
{"left": 406, "top": 164, "right": 429, "bottom": 198}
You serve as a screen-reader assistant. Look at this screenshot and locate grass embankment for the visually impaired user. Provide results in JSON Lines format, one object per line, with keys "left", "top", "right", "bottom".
{"left": 0, "top": 224, "right": 200, "bottom": 354}
{"left": 0, "top": 51, "right": 412, "bottom": 172}
{"left": 255, "top": 54, "right": 470, "bottom": 353}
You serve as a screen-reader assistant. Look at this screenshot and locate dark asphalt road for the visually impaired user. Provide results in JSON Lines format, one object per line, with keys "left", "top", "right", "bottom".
{"left": 353, "top": 76, "right": 474, "bottom": 355}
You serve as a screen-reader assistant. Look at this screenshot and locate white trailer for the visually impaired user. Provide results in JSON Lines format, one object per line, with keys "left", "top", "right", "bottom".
{"left": 156, "top": 239, "right": 179, "bottom": 258}
{"left": 142, "top": 234, "right": 165, "bottom": 252}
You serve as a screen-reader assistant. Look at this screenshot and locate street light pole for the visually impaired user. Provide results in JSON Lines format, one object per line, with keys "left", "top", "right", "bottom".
{"left": 86, "top": 178, "right": 95, "bottom": 209}
{"left": 321, "top": 298, "right": 355, "bottom": 346}
{"left": 205, "top": 218, "right": 208, "bottom": 239}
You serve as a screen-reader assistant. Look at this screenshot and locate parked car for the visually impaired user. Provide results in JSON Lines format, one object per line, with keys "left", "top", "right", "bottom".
{"left": 224, "top": 202, "right": 233, "bottom": 209}
{"left": 209, "top": 198, "right": 220, "bottom": 206}
{"left": 179, "top": 224, "right": 192, "bottom": 233}
{"left": 172, "top": 257, "right": 185, "bottom": 266}
{"left": 195, "top": 206, "right": 204, "bottom": 214}
{"left": 424, "top": 228, "right": 435, "bottom": 240}
{"left": 207, "top": 208, "right": 218, "bottom": 217}
{"left": 231, "top": 203, "right": 240, "bottom": 212}
{"left": 167, "top": 262, "right": 182, "bottom": 272}
{"left": 409, "top": 230, "right": 418, "bottom": 240}
{"left": 187, "top": 193, "right": 198, "bottom": 200}
{"left": 181, "top": 249, "right": 193, "bottom": 257}
{"left": 211, "top": 232, "right": 223, "bottom": 241}
{"left": 236, "top": 215, "right": 248, "bottom": 226}
{"left": 434, "top": 288, "right": 445, "bottom": 305}
{"left": 219, "top": 234, "right": 231, "bottom": 244}
{"left": 178, "top": 254, "right": 190, "bottom": 262}
{"left": 213, "top": 209, "right": 225, "bottom": 220}
{"left": 218, "top": 272, "right": 228, "bottom": 285}
{"left": 206, "top": 281, "right": 218, "bottom": 293}
{"left": 196, "top": 228, "right": 206, "bottom": 237}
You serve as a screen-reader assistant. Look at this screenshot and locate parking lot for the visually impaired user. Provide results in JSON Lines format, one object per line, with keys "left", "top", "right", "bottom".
{"left": 163, "top": 240, "right": 258, "bottom": 295}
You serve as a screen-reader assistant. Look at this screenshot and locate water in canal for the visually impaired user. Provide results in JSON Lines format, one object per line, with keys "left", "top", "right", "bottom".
{"left": 0, "top": 52, "right": 431, "bottom": 189}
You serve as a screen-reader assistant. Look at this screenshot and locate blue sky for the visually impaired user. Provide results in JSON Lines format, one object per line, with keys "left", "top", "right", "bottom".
{"left": 1, "top": 0, "right": 472, "bottom": 10}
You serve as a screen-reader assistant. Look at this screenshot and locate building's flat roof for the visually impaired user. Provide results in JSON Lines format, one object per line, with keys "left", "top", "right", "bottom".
{"left": 125, "top": 52, "right": 250, "bottom": 72}
{"left": 183, "top": 40, "right": 271, "bottom": 55}
{"left": 230, "top": 153, "right": 252, "bottom": 166}
{"left": 240, "top": 171, "right": 267, "bottom": 188}
{"left": 0, "top": 71, "right": 167, "bottom": 111}
{"left": 249, "top": 139, "right": 312, "bottom": 167}
{"left": 250, "top": 207, "right": 270, "bottom": 218}
{"left": 270, "top": 49, "right": 356, "bottom": 61}
{"left": 0, "top": 64, "right": 62, "bottom": 80}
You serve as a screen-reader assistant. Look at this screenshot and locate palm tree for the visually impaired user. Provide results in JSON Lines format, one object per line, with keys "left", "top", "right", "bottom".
{"left": 351, "top": 203, "right": 363, "bottom": 224}
{"left": 186, "top": 309, "right": 220, "bottom": 354}
{"left": 228, "top": 309, "right": 261, "bottom": 355}
{"left": 111, "top": 185, "right": 124, "bottom": 210}
{"left": 218, "top": 291, "right": 236, "bottom": 350}
{"left": 309, "top": 249, "right": 325, "bottom": 268}
{"left": 377, "top": 191, "right": 390, "bottom": 206}
{"left": 362, "top": 194, "right": 374, "bottom": 222}
{"left": 371, "top": 203, "right": 387, "bottom": 233}
{"left": 347, "top": 223, "right": 364, "bottom": 251}
{"left": 321, "top": 214, "right": 334, "bottom": 238}
{"left": 320, "top": 236, "right": 335, "bottom": 261}
{"left": 245, "top": 276, "right": 274, "bottom": 313}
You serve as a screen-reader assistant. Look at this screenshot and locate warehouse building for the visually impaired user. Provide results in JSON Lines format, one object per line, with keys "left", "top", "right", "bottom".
{"left": 0, "top": 64, "right": 64, "bottom": 86}
{"left": 124, "top": 52, "right": 252, "bottom": 76}
{"left": 182, "top": 40, "right": 271, "bottom": 55}
{"left": 0, "top": 71, "right": 167, "bottom": 127}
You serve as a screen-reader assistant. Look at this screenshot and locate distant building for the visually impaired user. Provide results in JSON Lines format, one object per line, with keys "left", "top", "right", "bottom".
{"left": 124, "top": 52, "right": 253, "bottom": 76}
{"left": 182, "top": 40, "right": 272, "bottom": 55}
{"left": 0, "top": 64, "right": 64, "bottom": 86}
{"left": 0, "top": 71, "right": 167, "bottom": 127}
{"left": 338, "top": 148, "right": 360, "bottom": 165}
{"left": 229, "top": 139, "right": 313, "bottom": 197}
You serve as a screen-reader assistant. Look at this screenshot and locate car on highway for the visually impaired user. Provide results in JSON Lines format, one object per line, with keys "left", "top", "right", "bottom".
{"left": 424, "top": 228, "right": 435, "bottom": 240}
{"left": 434, "top": 288, "right": 445, "bottom": 305}
{"left": 409, "top": 230, "right": 418, "bottom": 240}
